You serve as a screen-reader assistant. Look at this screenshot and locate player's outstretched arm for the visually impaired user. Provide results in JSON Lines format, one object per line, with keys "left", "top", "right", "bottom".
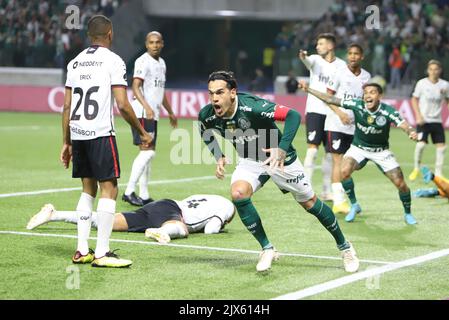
{"left": 298, "top": 50, "right": 313, "bottom": 70}
{"left": 298, "top": 80, "right": 342, "bottom": 107}
{"left": 399, "top": 121, "right": 418, "bottom": 141}
{"left": 113, "top": 86, "right": 152, "bottom": 146}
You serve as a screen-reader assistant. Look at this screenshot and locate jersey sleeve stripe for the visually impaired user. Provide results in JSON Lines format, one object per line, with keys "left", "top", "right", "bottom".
{"left": 133, "top": 77, "right": 145, "bottom": 81}
{"left": 65, "top": 85, "right": 72, "bottom": 89}
{"left": 111, "top": 84, "right": 128, "bottom": 88}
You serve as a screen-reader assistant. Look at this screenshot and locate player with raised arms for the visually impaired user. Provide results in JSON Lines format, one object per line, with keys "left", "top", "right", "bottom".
{"left": 298, "top": 80, "right": 419, "bottom": 224}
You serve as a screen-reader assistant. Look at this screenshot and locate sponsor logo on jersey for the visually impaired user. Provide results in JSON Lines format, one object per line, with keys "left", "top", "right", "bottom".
{"left": 286, "top": 173, "right": 305, "bottom": 184}
{"left": 318, "top": 73, "right": 331, "bottom": 84}
{"left": 231, "top": 134, "right": 259, "bottom": 145}
{"left": 239, "top": 106, "right": 252, "bottom": 112}
{"left": 343, "top": 99, "right": 357, "bottom": 107}
{"left": 375, "top": 115, "right": 387, "bottom": 126}
{"left": 204, "top": 115, "right": 216, "bottom": 123}
{"left": 238, "top": 118, "right": 251, "bottom": 130}
{"left": 73, "top": 61, "right": 78, "bottom": 69}
{"left": 308, "top": 130, "right": 316, "bottom": 142}
{"left": 332, "top": 139, "right": 341, "bottom": 150}
{"left": 261, "top": 111, "right": 274, "bottom": 119}
{"left": 77, "top": 61, "right": 103, "bottom": 68}
{"left": 356, "top": 123, "right": 382, "bottom": 134}
{"left": 70, "top": 126, "right": 96, "bottom": 137}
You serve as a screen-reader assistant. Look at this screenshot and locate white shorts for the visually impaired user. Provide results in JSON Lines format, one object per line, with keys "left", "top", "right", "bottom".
{"left": 344, "top": 145, "right": 400, "bottom": 173}
{"left": 231, "top": 158, "right": 315, "bottom": 203}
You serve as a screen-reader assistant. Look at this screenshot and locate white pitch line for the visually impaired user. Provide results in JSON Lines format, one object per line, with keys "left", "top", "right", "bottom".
{"left": 0, "top": 230, "right": 391, "bottom": 265}
{"left": 0, "top": 175, "right": 222, "bottom": 198}
{"left": 272, "top": 247, "right": 449, "bottom": 300}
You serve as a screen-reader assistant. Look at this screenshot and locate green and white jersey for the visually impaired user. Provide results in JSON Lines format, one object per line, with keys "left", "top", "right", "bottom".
{"left": 199, "top": 92, "right": 297, "bottom": 164}
{"left": 340, "top": 99, "right": 404, "bottom": 151}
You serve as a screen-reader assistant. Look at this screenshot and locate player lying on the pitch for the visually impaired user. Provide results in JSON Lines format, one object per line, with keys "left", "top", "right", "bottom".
{"left": 27, "top": 195, "right": 235, "bottom": 243}
{"left": 413, "top": 166, "right": 449, "bottom": 199}
{"left": 298, "top": 80, "right": 419, "bottom": 224}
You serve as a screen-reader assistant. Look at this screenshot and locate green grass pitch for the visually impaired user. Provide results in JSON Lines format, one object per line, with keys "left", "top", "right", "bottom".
{"left": 0, "top": 111, "right": 448, "bottom": 300}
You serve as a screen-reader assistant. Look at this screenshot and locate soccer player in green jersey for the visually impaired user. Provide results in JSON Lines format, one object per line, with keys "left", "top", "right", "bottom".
{"left": 198, "top": 71, "right": 359, "bottom": 273}
{"left": 298, "top": 80, "right": 419, "bottom": 225}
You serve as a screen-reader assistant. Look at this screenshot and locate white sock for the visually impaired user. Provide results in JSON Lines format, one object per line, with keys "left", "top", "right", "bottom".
{"left": 304, "top": 148, "right": 318, "bottom": 181}
{"left": 51, "top": 211, "right": 98, "bottom": 228}
{"left": 51, "top": 210, "right": 78, "bottom": 224}
{"left": 94, "top": 198, "right": 116, "bottom": 258}
{"left": 331, "top": 182, "right": 346, "bottom": 205}
{"left": 322, "top": 153, "right": 332, "bottom": 194}
{"left": 139, "top": 150, "right": 155, "bottom": 200}
{"left": 125, "top": 150, "right": 155, "bottom": 196}
{"left": 435, "top": 146, "right": 447, "bottom": 177}
{"left": 414, "top": 141, "right": 426, "bottom": 169}
{"left": 76, "top": 193, "right": 94, "bottom": 255}
{"left": 160, "top": 222, "right": 187, "bottom": 239}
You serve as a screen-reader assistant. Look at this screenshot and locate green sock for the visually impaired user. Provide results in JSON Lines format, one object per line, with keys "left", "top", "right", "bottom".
{"left": 399, "top": 190, "right": 412, "bottom": 214}
{"left": 342, "top": 178, "right": 357, "bottom": 205}
{"left": 307, "top": 198, "right": 349, "bottom": 250}
{"left": 233, "top": 198, "right": 272, "bottom": 249}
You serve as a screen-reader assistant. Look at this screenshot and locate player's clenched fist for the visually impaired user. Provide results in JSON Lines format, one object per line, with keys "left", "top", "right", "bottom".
{"left": 298, "top": 80, "right": 309, "bottom": 92}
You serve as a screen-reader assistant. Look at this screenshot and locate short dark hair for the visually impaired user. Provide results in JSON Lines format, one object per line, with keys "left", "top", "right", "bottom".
{"left": 428, "top": 59, "right": 442, "bottom": 68}
{"left": 317, "top": 33, "right": 336, "bottom": 45}
{"left": 87, "top": 15, "right": 112, "bottom": 39}
{"left": 363, "top": 82, "right": 383, "bottom": 94}
{"left": 208, "top": 71, "right": 237, "bottom": 90}
{"left": 348, "top": 43, "right": 364, "bottom": 54}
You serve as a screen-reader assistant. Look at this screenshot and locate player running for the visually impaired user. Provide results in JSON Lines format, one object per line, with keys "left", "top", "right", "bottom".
{"left": 409, "top": 59, "right": 449, "bottom": 181}
{"left": 198, "top": 71, "right": 359, "bottom": 273}
{"left": 325, "top": 44, "right": 371, "bottom": 218}
{"left": 62, "top": 15, "right": 152, "bottom": 267}
{"left": 299, "top": 33, "right": 347, "bottom": 200}
{"left": 27, "top": 195, "right": 235, "bottom": 243}
{"left": 299, "top": 80, "right": 419, "bottom": 224}
{"left": 123, "top": 31, "right": 178, "bottom": 206}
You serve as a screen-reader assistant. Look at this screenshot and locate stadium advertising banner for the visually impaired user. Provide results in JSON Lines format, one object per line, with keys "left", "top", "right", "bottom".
{"left": 1, "top": 85, "right": 449, "bottom": 128}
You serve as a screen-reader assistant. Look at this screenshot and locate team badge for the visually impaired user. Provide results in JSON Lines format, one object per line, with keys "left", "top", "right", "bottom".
{"left": 375, "top": 115, "right": 386, "bottom": 126}
{"left": 332, "top": 139, "right": 341, "bottom": 150}
{"left": 308, "top": 130, "right": 316, "bottom": 142}
{"left": 238, "top": 118, "right": 251, "bottom": 130}
{"left": 367, "top": 116, "right": 374, "bottom": 124}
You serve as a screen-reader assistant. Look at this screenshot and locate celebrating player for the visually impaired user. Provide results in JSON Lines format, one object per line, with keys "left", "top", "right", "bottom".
{"left": 299, "top": 33, "right": 347, "bottom": 200}
{"left": 198, "top": 71, "right": 359, "bottom": 273}
{"left": 27, "top": 195, "right": 235, "bottom": 243}
{"left": 123, "top": 31, "right": 178, "bottom": 206}
{"left": 299, "top": 80, "right": 419, "bottom": 224}
{"left": 409, "top": 59, "right": 449, "bottom": 181}
{"left": 61, "top": 15, "right": 152, "bottom": 267}
{"left": 325, "top": 44, "right": 371, "bottom": 219}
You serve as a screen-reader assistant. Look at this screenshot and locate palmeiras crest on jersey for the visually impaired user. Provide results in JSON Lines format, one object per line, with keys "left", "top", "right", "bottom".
{"left": 238, "top": 118, "right": 251, "bottom": 130}
{"left": 375, "top": 115, "right": 387, "bottom": 126}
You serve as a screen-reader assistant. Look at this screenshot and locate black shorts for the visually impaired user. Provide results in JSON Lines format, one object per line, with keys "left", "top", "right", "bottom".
{"left": 122, "top": 199, "right": 182, "bottom": 232}
{"left": 417, "top": 123, "right": 446, "bottom": 144}
{"left": 132, "top": 119, "right": 157, "bottom": 148}
{"left": 325, "top": 131, "right": 353, "bottom": 154}
{"left": 72, "top": 136, "right": 120, "bottom": 181}
{"left": 306, "top": 113, "right": 327, "bottom": 146}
